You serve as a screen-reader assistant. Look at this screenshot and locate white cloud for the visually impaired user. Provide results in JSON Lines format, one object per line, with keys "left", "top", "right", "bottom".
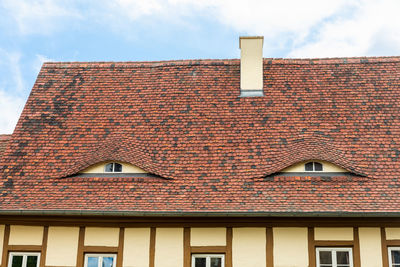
{"left": 204, "top": 0, "right": 354, "bottom": 54}
{"left": 111, "top": 0, "right": 164, "bottom": 19}
{"left": 288, "top": 0, "right": 400, "bottom": 57}
{"left": 0, "top": 90, "right": 25, "bottom": 134}
{"left": 3, "top": 0, "right": 400, "bottom": 57}
{"left": 1, "top": 0, "right": 81, "bottom": 35}
{"left": 209, "top": 0, "right": 348, "bottom": 35}
{"left": 0, "top": 49, "right": 24, "bottom": 92}
{"left": 0, "top": 49, "right": 27, "bottom": 133}
{"left": 99, "top": 0, "right": 400, "bottom": 57}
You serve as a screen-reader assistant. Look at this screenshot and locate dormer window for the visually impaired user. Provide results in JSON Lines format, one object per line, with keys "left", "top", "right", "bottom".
{"left": 79, "top": 161, "right": 149, "bottom": 175}
{"left": 305, "top": 162, "right": 323, "bottom": 172}
{"left": 280, "top": 160, "right": 350, "bottom": 175}
{"left": 75, "top": 161, "right": 162, "bottom": 178}
{"left": 105, "top": 162, "right": 122, "bottom": 173}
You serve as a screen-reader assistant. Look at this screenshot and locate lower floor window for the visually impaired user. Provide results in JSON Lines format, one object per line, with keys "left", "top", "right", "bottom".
{"left": 8, "top": 252, "right": 40, "bottom": 267}
{"left": 192, "top": 254, "right": 224, "bottom": 267}
{"left": 389, "top": 247, "right": 400, "bottom": 267}
{"left": 84, "top": 254, "right": 116, "bottom": 267}
{"left": 316, "top": 248, "right": 353, "bottom": 267}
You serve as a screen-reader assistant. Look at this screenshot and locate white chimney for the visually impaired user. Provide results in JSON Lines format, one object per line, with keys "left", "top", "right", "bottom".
{"left": 239, "top": 36, "right": 264, "bottom": 97}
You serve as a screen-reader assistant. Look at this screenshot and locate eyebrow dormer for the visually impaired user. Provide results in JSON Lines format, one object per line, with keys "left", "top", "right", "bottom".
{"left": 79, "top": 161, "right": 148, "bottom": 174}
{"left": 281, "top": 160, "right": 348, "bottom": 173}
{"left": 71, "top": 161, "right": 168, "bottom": 179}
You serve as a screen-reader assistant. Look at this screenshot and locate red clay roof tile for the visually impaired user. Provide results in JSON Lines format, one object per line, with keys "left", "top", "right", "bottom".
{"left": 0, "top": 134, "right": 11, "bottom": 165}
{"left": 1, "top": 57, "right": 400, "bottom": 215}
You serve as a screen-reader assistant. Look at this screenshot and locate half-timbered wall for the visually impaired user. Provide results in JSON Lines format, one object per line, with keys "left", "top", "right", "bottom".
{"left": 46, "top": 226, "right": 79, "bottom": 266}
{"left": 1, "top": 223, "right": 400, "bottom": 267}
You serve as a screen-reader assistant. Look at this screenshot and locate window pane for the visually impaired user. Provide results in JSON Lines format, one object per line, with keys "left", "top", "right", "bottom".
{"left": 314, "top": 162, "right": 323, "bottom": 171}
{"left": 336, "top": 251, "right": 349, "bottom": 264}
{"left": 102, "top": 257, "right": 114, "bottom": 267}
{"left": 195, "top": 257, "right": 206, "bottom": 267}
{"left": 392, "top": 250, "right": 400, "bottom": 264}
{"left": 319, "top": 251, "right": 332, "bottom": 264}
{"left": 305, "top": 162, "right": 314, "bottom": 171}
{"left": 105, "top": 163, "right": 113, "bottom": 172}
{"left": 210, "top": 257, "right": 222, "bottom": 267}
{"left": 114, "top": 163, "right": 122, "bottom": 172}
{"left": 26, "top": 256, "right": 38, "bottom": 267}
{"left": 11, "top": 256, "right": 23, "bottom": 267}
{"left": 87, "top": 257, "right": 99, "bottom": 267}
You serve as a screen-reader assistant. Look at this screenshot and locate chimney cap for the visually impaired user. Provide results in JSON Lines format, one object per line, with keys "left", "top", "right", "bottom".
{"left": 239, "top": 36, "right": 264, "bottom": 48}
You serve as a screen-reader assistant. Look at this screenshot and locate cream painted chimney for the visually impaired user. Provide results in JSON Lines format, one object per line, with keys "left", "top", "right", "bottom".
{"left": 239, "top": 36, "right": 264, "bottom": 97}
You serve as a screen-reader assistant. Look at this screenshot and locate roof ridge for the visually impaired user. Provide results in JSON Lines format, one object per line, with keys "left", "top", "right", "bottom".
{"left": 42, "top": 59, "right": 239, "bottom": 68}
{"left": 41, "top": 55, "right": 400, "bottom": 69}
{"left": 266, "top": 56, "right": 400, "bottom": 65}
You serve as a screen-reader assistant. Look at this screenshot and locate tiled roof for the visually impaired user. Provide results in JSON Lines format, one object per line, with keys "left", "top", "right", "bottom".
{"left": 0, "top": 135, "right": 11, "bottom": 159}
{"left": 1, "top": 57, "right": 400, "bottom": 215}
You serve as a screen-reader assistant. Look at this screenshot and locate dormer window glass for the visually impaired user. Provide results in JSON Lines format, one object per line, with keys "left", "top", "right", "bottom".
{"left": 104, "top": 163, "right": 122, "bottom": 173}
{"left": 305, "top": 162, "right": 323, "bottom": 172}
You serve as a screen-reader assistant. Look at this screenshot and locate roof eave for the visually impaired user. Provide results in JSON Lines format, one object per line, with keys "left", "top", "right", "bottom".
{"left": 1, "top": 210, "right": 400, "bottom": 217}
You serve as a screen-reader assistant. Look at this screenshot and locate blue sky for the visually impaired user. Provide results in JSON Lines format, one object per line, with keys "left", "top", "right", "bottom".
{"left": 1, "top": 0, "right": 400, "bottom": 133}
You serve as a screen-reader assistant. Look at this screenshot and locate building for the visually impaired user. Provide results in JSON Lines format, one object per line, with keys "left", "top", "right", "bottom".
{"left": 1, "top": 36, "right": 400, "bottom": 267}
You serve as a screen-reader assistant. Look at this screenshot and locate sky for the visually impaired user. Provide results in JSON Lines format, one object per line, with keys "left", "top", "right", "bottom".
{"left": 1, "top": 0, "right": 400, "bottom": 134}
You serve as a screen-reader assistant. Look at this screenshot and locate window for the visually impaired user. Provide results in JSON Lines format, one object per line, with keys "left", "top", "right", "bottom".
{"left": 104, "top": 163, "right": 122, "bottom": 173}
{"left": 389, "top": 247, "right": 400, "bottom": 267}
{"left": 192, "top": 254, "right": 224, "bottom": 267}
{"left": 8, "top": 252, "right": 40, "bottom": 267}
{"left": 305, "top": 161, "right": 323, "bottom": 172}
{"left": 316, "top": 248, "right": 353, "bottom": 267}
{"left": 84, "top": 254, "right": 116, "bottom": 267}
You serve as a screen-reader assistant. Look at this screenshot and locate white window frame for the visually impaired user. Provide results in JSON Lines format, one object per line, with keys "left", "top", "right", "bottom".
{"left": 388, "top": 247, "right": 400, "bottom": 267}
{"left": 8, "top": 252, "right": 40, "bottom": 267}
{"left": 84, "top": 254, "right": 117, "bottom": 267}
{"left": 191, "top": 254, "right": 225, "bottom": 267}
{"left": 104, "top": 162, "right": 122, "bottom": 173}
{"left": 305, "top": 161, "right": 324, "bottom": 172}
{"left": 316, "top": 247, "right": 353, "bottom": 267}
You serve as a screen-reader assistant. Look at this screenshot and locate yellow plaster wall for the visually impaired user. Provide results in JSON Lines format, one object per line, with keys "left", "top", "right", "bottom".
{"left": 123, "top": 228, "right": 150, "bottom": 267}
{"left": 46, "top": 227, "right": 79, "bottom": 266}
{"left": 190, "top": 228, "right": 226, "bottom": 246}
{"left": 273, "top": 227, "right": 308, "bottom": 267}
{"left": 0, "top": 225, "right": 4, "bottom": 263}
{"left": 232, "top": 228, "right": 266, "bottom": 267}
{"left": 386, "top": 228, "right": 400, "bottom": 240}
{"left": 314, "top": 227, "right": 353, "bottom": 241}
{"left": 240, "top": 37, "right": 263, "bottom": 90}
{"left": 9, "top": 225, "right": 43, "bottom": 245}
{"left": 359, "top": 228, "right": 382, "bottom": 267}
{"left": 155, "top": 228, "right": 183, "bottom": 267}
{"left": 80, "top": 161, "right": 147, "bottom": 173}
{"left": 281, "top": 160, "right": 347, "bottom": 173}
{"left": 84, "top": 227, "right": 119, "bottom": 247}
